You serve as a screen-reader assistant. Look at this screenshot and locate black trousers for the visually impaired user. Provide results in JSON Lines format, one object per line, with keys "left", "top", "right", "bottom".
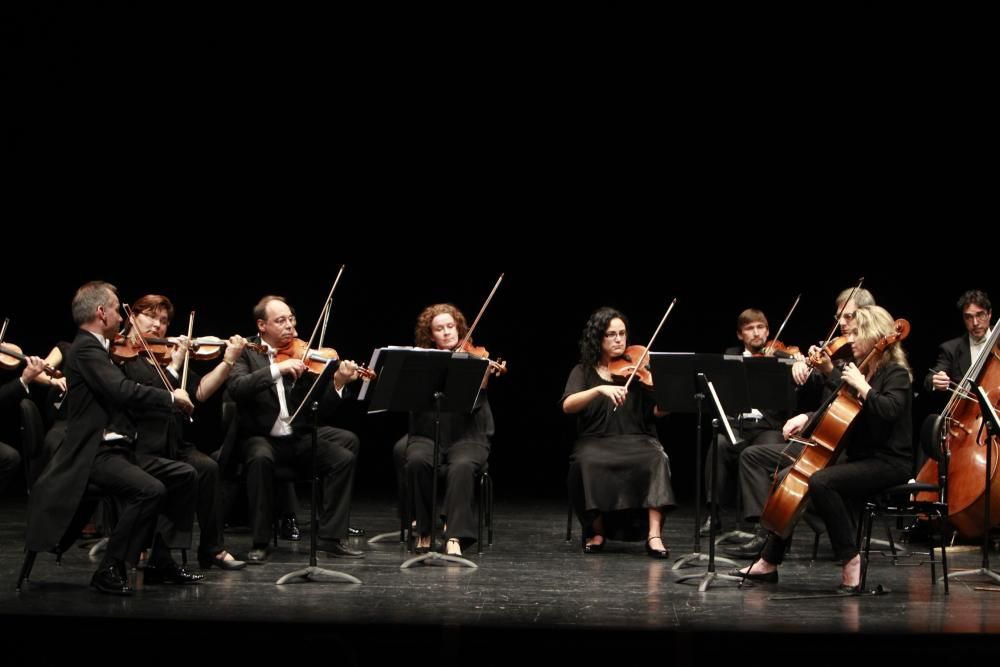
{"left": 0, "top": 440, "right": 20, "bottom": 495}
{"left": 761, "top": 456, "right": 910, "bottom": 564}
{"left": 88, "top": 445, "right": 166, "bottom": 564}
{"left": 704, "top": 422, "right": 784, "bottom": 508}
{"left": 404, "top": 437, "right": 489, "bottom": 542}
{"left": 176, "top": 444, "right": 225, "bottom": 556}
{"left": 135, "top": 453, "right": 198, "bottom": 551}
{"left": 244, "top": 427, "right": 357, "bottom": 546}
{"left": 739, "top": 439, "right": 805, "bottom": 522}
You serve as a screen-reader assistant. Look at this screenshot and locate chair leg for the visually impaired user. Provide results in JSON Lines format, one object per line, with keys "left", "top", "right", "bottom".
{"left": 935, "top": 512, "right": 949, "bottom": 594}
{"left": 860, "top": 504, "right": 875, "bottom": 593}
{"left": 566, "top": 502, "right": 574, "bottom": 542}
{"left": 478, "top": 474, "right": 485, "bottom": 555}
{"left": 16, "top": 550, "right": 37, "bottom": 592}
{"left": 486, "top": 474, "right": 494, "bottom": 546}
{"left": 811, "top": 532, "right": 821, "bottom": 562}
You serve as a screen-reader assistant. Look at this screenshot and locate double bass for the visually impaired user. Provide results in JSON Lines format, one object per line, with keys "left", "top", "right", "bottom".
{"left": 761, "top": 319, "right": 910, "bottom": 538}
{"left": 915, "top": 324, "right": 1000, "bottom": 537}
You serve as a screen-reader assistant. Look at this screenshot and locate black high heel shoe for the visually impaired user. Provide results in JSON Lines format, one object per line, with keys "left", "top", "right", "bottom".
{"left": 645, "top": 537, "right": 669, "bottom": 559}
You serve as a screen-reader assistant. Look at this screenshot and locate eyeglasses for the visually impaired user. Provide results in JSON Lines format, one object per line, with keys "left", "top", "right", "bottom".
{"left": 604, "top": 331, "right": 627, "bottom": 339}
{"left": 271, "top": 316, "right": 297, "bottom": 327}
{"left": 963, "top": 311, "right": 990, "bottom": 323}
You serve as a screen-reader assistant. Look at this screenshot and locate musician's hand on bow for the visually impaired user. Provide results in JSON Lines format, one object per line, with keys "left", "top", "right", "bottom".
{"left": 783, "top": 413, "right": 809, "bottom": 439}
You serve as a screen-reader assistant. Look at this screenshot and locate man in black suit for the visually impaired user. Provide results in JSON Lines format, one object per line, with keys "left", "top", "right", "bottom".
{"left": 25, "top": 281, "right": 197, "bottom": 594}
{"left": 701, "top": 309, "right": 788, "bottom": 536}
{"left": 925, "top": 290, "right": 993, "bottom": 397}
{"left": 0, "top": 355, "right": 46, "bottom": 494}
{"left": 228, "top": 295, "right": 362, "bottom": 562}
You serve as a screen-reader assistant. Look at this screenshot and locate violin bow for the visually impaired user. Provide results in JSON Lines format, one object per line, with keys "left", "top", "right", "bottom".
{"left": 823, "top": 276, "right": 864, "bottom": 347}
{"left": 0, "top": 317, "right": 8, "bottom": 346}
{"left": 764, "top": 294, "right": 801, "bottom": 356}
{"left": 122, "top": 304, "right": 175, "bottom": 393}
{"left": 181, "top": 311, "right": 195, "bottom": 392}
{"left": 620, "top": 298, "right": 677, "bottom": 394}
{"left": 300, "top": 264, "right": 345, "bottom": 362}
{"left": 287, "top": 265, "right": 346, "bottom": 423}
{"left": 456, "top": 273, "right": 504, "bottom": 351}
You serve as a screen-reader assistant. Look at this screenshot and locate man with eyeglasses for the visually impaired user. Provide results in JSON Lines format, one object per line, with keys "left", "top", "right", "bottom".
{"left": 925, "top": 290, "right": 993, "bottom": 396}
{"left": 227, "top": 295, "right": 364, "bottom": 562}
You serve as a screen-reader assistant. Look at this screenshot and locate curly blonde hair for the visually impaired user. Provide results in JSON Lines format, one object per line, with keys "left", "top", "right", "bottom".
{"left": 853, "top": 305, "right": 911, "bottom": 380}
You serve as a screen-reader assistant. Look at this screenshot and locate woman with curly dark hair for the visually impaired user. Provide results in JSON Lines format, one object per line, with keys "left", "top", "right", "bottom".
{"left": 562, "top": 307, "right": 675, "bottom": 558}
{"left": 403, "top": 303, "right": 494, "bottom": 557}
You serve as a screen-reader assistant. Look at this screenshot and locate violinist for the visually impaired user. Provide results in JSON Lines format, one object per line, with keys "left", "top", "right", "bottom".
{"left": 701, "top": 309, "right": 788, "bottom": 538}
{"left": 118, "top": 294, "right": 248, "bottom": 570}
{"left": 924, "top": 290, "right": 993, "bottom": 399}
{"left": 562, "top": 307, "right": 674, "bottom": 558}
{"left": 26, "top": 282, "right": 196, "bottom": 595}
{"left": 403, "top": 303, "right": 496, "bottom": 556}
{"left": 732, "top": 306, "right": 913, "bottom": 592}
{"left": 0, "top": 354, "right": 47, "bottom": 495}
{"left": 228, "top": 295, "right": 362, "bottom": 562}
{"left": 791, "top": 286, "right": 876, "bottom": 386}
{"left": 731, "top": 287, "right": 878, "bottom": 556}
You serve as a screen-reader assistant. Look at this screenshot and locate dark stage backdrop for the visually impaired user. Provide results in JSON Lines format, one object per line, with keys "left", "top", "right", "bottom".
{"left": 1, "top": 245, "right": 992, "bottom": 504}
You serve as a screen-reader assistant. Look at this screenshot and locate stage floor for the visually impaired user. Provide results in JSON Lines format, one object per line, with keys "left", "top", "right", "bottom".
{"left": 2, "top": 495, "right": 998, "bottom": 663}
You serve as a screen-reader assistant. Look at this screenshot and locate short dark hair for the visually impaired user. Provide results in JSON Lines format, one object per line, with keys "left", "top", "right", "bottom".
{"left": 957, "top": 290, "right": 991, "bottom": 312}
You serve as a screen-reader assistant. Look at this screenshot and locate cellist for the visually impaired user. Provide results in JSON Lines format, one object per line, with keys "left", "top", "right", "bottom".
{"left": 728, "top": 286, "right": 878, "bottom": 557}
{"left": 732, "top": 306, "right": 913, "bottom": 593}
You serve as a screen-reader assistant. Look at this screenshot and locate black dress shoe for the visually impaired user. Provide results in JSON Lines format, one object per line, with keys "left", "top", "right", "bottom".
{"left": 347, "top": 526, "right": 366, "bottom": 537}
{"left": 646, "top": 537, "right": 670, "bottom": 559}
{"left": 323, "top": 539, "right": 364, "bottom": 558}
{"left": 722, "top": 534, "right": 768, "bottom": 558}
{"left": 91, "top": 565, "right": 132, "bottom": 595}
{"left": 143, "top": 563, "right": 205, "bottom": 584}
{"left": 582, "top": 537, "right": 605, "bottom": 554}
{"left": 199, "top": 551, "right": 248, "bottom": 570}
{"left": 727, "top": 567, "right": 778, "bottom": 582}
{"left": 836, "top": 584, "right": 861, "bottom": 595}
{"left": 279, "top": 516, "right": 301, "bottom": 541}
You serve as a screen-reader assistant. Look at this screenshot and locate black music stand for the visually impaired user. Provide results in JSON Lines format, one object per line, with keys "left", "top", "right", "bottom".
{"left": 650, "top": 353, "right": 745, "bottom": 578}
{"left": 276, "top": 362, "right": 362, "bottom": 585}
{"left": 364, "top": 347, "right": 488, "bottom": 569}
{"left": 946, "top": 382, "right": 1000, "bottom": 586}
{"left": 715, "top": 356, "right": 796, "bottom": 546}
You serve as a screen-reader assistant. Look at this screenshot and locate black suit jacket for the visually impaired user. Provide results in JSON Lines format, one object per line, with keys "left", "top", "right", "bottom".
{"left": 26, "top": 330, "right": 173, "bottom": 552}
{"left": 226, "top": 335, "right": 341, "bottom": 440}
{"left": 923, "top": 335, "right": 971, "bottom": 394}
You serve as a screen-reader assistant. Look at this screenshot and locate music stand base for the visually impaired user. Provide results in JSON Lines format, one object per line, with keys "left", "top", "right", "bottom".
{"left": 400, "top": 552, "right": 478, "bottom": 569}
{"left": 367, "top": 531, "right": 404, "bottom": 544}
{"left": 672, "top": 552, "right": 738, "bottom": 571}
{"left": 945, "top": 568, "right": 1000, "bottom": 585}
{"left": 276, "top": 565, "right": 362, "bottom": 585}
{"left": 675, "top": 570, "right": 745, "bottom": 592}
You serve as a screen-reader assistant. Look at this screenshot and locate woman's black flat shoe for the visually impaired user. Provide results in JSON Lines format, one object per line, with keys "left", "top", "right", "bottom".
{"left": 645, "top": 537, "right": 669, "bottom": 559}
{"left": 836, "top": 584, "right": 861, "bottom": 595}
{"left": 728, "top": 567, "right": 778, "bottom": 582}
{"left": 583, "top": 539, "right": 605, "bottom": 554}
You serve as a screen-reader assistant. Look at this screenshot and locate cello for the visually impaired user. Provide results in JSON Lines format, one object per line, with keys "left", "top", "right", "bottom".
{"left": 915, "top": 323, "right": 1000, "bottom": 537}
{"left": 761, "top": 318, "right": 910, "bottom": 538}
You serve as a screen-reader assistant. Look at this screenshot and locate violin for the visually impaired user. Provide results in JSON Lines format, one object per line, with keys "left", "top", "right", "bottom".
{"left": 0, "top": 343, "right": 64, "bottom": 378}
{"left": 755, "top": 340, "right": 802, "bottom": 358}
{"left": 274, "top": 338, "right": 376, "bottom": 380}
{"left": 111, "top": 335, "right": 265, "bottom": 365}
{"left": 455, "top": 340, "right": 508, "bottom": 376}
{"left": 806, "top": 335, "right": 853, "bottom": 368}
{"left": 609, "top": 345, "right": 653, "bottom": 388}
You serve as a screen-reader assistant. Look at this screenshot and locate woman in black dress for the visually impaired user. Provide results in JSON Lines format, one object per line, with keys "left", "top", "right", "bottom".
{"left": 562, "top": 307, "right": 674, "bottom": 558}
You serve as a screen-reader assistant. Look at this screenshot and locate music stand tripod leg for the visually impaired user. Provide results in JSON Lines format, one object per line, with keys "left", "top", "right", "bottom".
{"left": 276, "top": 401, "right": 362, "bottom": 585}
